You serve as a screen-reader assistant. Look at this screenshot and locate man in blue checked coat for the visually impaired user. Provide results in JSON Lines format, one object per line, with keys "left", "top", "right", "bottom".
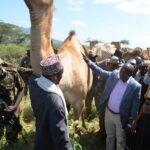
{"left": 83, "top": 54, "right": 141, "bottom": 150}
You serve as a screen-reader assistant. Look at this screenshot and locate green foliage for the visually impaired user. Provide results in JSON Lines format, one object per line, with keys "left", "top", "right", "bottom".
{"left": 86, "top": 39, "right": 103, "bottom": 48}
{"left": 0, "top": 21, "right": 30, "bottom": 44}
{"left": 74, "top": 134, "right": 82, "bottom": 150}
{"left": 120, "top": 39, "right": 130, "bottom": 45}
{"left": 53, "top": 44, "right": 61, "bottom": 50}
{"left": 68, "top": 120, "right": 83, "bottom": 150}
{"left": 22, "top": 106, "right": 35, "bottom": 124}
{"left": 0, "top": 44, "right": 30, "bottom": 65}
{"left": 0, "top": 131, "right": 34, "bottom": 150}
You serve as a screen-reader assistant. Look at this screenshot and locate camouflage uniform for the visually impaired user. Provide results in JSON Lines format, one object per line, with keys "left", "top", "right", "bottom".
{"left": 0, "top": 66, "right": 24, "bottom": 143}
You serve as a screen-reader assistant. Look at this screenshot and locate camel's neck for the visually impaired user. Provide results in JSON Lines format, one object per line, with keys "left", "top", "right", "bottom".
{"left": 29, "top": 6, "right": 54, "bottom": 75}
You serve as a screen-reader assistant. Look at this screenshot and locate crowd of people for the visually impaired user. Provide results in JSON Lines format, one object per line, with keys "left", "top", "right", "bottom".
{"left": 0, "top": 48, "right": 150, "bottom": 150}
{"left": 85, "top": 49, "right": 150, "bottom": 150}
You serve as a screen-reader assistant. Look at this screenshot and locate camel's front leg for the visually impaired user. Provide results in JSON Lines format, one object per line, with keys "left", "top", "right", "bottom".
{"left": 73, "top": 100, "right": 84, "bottom": 120}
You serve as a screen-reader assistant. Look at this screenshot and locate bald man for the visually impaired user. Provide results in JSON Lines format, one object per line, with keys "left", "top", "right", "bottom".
{"left": 83, "top": 55, "right": 141, "bottom": 150}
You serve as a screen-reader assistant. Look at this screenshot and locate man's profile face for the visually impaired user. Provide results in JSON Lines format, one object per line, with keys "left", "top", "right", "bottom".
{"left": 140, "top": 65, "right": 148, "bottom": 76}
{"left": 109, "top": 63, "right": 119, "bottom": 71}
{"left": 55, "top": 69, "right": 64, "bottom": 84}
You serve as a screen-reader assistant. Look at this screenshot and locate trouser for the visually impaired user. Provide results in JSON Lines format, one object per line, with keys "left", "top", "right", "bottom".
{"left": 0, "top": 96, "right": 22, "bottom": 143}
{"left": 105, "top": 108, "right": 126, "bottom": 150}
{"left": 99, "top": 109, "right": 106, "bottom": 136}
{"left": 0, "top": 114, "right": 22, "bottom": 143}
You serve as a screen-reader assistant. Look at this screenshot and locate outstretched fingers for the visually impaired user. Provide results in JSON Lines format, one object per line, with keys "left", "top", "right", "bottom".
{"left": 81, "top": 52, "right": 90, "bottom": 63}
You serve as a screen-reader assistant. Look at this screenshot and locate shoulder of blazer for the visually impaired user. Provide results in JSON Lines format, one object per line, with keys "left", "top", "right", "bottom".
{"left": 129, "top": 77, "right": 141, "bottom": 88}
{"left": 111, "top": 70, "right": 120, "bottom": 78}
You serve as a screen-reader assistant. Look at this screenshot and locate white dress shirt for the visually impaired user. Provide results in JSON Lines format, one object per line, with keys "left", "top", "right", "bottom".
{"left": 108, "top": 78, "right": 129, "bottom": 113}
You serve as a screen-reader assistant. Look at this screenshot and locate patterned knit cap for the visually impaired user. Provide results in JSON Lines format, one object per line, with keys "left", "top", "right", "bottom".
{"left": 40, "top": 55, "right": 64, "bottom": 76}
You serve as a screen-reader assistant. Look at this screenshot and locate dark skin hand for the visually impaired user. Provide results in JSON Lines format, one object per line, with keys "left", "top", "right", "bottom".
{"left": 82, "top": 53, "right": 90, "bottom": 63}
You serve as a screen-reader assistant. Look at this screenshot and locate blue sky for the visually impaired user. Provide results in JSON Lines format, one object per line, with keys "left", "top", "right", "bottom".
{"left": 0, "top": 0, "right": 150, "bottom": 49}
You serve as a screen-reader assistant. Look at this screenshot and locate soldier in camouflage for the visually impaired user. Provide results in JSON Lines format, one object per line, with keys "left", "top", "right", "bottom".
{"left": 20, "top": 50, "right": 31, "bottom": 68}
{"left": 0, "top": 59, "right": 25, "bottom": 144}
{"left": 20, "top": 50, "right": 31, "bottom": 96}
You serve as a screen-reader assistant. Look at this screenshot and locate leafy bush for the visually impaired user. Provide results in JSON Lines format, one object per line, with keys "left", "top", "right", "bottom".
{"left": 0, "top": 44, "right": 30, "bottom": 65}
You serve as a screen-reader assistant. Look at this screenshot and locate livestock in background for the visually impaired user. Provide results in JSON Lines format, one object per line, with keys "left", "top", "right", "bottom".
{"left": 86, "top": 43, "right": 116, "bottom": 62}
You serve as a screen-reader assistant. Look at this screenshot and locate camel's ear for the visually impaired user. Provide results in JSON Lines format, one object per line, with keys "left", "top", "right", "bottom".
{"left": 69, "top": 30, "right": 76, "bottom": 37}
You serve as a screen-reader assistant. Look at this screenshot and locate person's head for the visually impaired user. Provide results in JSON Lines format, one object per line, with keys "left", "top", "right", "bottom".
{"left": 135, "top": 56, "right": 142, "bottom": 66}
{"left": 127, "top": 59, "right": 136, "bottom": 68}
{"left": 108, "top": 56, "right": 119, "bottom": 71}
{"left": 120, "top": 63, "right": 134, "bottom": 82}
{"left": 27, "top": 50, "right": 30, "bottom": 57}
{"left": 114, "top": 49, "right": 123, "bottom": 59}
{"left": 88, "top": 50, "right": 97, "bottom": 62}
{"left": 40, "top": 55, "right": 64, "bottom": 84}
{"left": 139, "top": 61, "right": 148, "bottom": 76}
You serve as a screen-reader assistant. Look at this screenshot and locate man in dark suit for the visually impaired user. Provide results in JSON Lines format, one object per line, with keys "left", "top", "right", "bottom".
{"left": 83, "top": 55, "right": 141, "bottom": 150}
{"left": 29, "top": 55, "right": 73, "bottom": 150}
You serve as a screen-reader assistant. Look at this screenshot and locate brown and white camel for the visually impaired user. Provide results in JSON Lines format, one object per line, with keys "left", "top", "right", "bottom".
{"left": 92, "top": 43, "right": 116, "bottom": 61}
{"left": 122, "top": 47, "right": 143, "bottom": 60}
{"left": 24, "top": 0, "right": 93, "bottom": 120}
{"left": 142, "top": 48, "right": 150, "bottom": 60}
{"left": 111, "top": 41, "right": 121, "bottom": 49}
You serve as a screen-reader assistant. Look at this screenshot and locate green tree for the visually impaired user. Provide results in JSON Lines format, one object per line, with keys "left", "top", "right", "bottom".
{"left": 15, "top": 33, "right": 30, "bottom": 44}
{"left": 120, "top": 39, "right": 130, "bottom": 45}
{"left": 0, "top": 21, "right": 30, "bottom": 44}
{"left": 86, "top": 39, "right": 103, "bottom": 49}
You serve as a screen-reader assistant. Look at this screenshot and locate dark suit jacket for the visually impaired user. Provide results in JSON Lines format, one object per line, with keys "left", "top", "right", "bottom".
{"left": 29, "top": 75, "right": 73, "bottom": 150}
{"left": 88, "top": 61, "right": 141, "bottom": 128}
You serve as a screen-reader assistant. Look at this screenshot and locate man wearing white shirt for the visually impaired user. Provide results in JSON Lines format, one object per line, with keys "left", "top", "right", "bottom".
{"left": 83, "top": 54, "right": 141, "bottom": 150}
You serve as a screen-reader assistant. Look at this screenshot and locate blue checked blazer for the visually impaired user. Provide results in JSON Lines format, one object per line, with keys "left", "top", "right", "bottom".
{"left": 88, "top": 61, "right": 141, "bottom": 128}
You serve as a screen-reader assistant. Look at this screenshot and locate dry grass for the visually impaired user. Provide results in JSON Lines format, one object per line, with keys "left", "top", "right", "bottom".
{"left": 0, "top": 95, "right": 105, "bottom": 150}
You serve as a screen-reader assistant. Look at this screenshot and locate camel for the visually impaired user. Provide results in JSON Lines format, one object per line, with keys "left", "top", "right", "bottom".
{"left": 122, "top": 47, "right": 143, "bottom": 60}
{"left": 24, "top": 0, "right": 93, "bottom": 120}
{"left": 111, "top": 41, "right": 121, "bottom": 49}
{"left": 142, "top": 48, "right": 150, "bottom": 60}
{"left": 120, "top": 47, "right": 150, "bottom": 61}
{"left": 94, "top": 43, "right": 116, "bottom": 61}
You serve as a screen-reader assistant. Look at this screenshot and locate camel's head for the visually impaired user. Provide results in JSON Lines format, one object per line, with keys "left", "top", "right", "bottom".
{"left": 24, "top": 0, "right": 53, "bottom": 11}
